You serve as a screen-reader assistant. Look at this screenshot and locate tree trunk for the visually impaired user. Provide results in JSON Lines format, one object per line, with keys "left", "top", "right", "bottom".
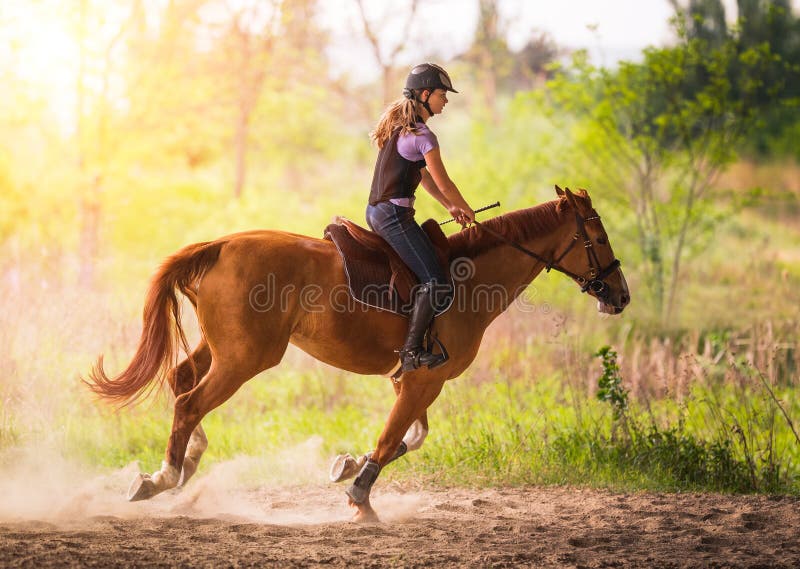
{"left": 75, "top": 0, "right": 99, "bottom": 290}
{"left": 78, "top": 176, "right": 101, "bottom": 289}
{"left": 480, "top": 54, "right": 497, "bottom": 123}
{"left": 234, "top": 106, "right": 248, "bottom": 199}
{"left": 477, "top": 0, "right": 499, "bottom": 124}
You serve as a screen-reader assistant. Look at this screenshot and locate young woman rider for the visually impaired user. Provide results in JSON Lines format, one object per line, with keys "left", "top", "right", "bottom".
{"left": 366, "top": 62, "right": 475, "bottom": 373}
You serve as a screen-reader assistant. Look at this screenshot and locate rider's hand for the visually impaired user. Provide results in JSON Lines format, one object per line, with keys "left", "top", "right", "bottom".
{"left": 448, "top": 205, "right": 474, "bottom": 228}
{"left": 461, "top": 206, "right": 475, "bottom": 225}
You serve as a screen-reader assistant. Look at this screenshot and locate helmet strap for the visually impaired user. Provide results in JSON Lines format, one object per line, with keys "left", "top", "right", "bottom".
{"left": 419, "top": 90, "right": 433, "bottom": 118}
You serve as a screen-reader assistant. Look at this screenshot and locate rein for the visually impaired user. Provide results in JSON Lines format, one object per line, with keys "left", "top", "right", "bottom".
{"left": 470, "top": 213, "right": 621, "bottom": 300}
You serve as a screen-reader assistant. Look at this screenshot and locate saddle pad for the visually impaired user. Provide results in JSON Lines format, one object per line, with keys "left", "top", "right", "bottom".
{"left": 325, "top": 223, "right": 406, "bottom": 314}
{"left": 324, "top": 218, "right": 452, "bottom": 317}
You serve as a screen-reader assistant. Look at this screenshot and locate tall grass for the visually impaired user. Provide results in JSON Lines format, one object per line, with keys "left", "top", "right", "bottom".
{"left": 387, "top": 340, "right": 800, "bottom": 494}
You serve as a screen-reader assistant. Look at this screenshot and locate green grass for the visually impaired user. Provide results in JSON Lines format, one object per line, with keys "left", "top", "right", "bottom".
{"left": 394, "top": 367, "right": 800, "bottom": 493}
{"left": 4, "top": 332, "right": 798, "bottom": 495}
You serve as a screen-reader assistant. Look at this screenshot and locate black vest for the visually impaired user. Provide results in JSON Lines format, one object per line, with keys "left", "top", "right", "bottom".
{"left": 368, "top": 129, "right": 427, "bottom": 206}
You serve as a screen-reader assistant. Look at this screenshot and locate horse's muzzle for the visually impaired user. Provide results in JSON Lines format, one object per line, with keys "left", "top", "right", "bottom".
{"left": 598, "top": 300, "right": 627, "bottom": 315}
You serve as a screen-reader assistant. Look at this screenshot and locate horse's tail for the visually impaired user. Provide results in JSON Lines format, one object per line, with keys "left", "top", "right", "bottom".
{"left": 84, "top": 240, "right": 227, "bottom": 406}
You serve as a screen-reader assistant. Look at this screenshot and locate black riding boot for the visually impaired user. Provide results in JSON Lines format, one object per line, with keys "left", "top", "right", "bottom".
{"left": 398, "top": 284, "right": 448, "bottom": 372}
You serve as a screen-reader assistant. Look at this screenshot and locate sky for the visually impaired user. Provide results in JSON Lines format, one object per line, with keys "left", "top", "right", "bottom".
{"left": 318, "top": 0, "right": 701, "bottom": 79}
{"left": 3, "top": 0, "right": 798, "bottom": 128}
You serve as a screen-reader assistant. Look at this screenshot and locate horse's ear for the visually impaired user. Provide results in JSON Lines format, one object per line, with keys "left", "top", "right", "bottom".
{"left": 555, "top": 184, "right": 564, "bottom": 196}
{"left": 577, "top": 188, "right": 592, "bottom": 208}
{"left": 564, "top": 187, "right": 578, "bottom": 209}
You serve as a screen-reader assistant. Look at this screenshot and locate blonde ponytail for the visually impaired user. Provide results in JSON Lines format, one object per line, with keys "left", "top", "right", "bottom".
{"left": 370, "top": 98, "right": 423, "bottom": 148}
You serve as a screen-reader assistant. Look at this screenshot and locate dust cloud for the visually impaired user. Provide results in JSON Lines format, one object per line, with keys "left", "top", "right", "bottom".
{"left": 0, "top": 437, "right": 426, "bottom": 527}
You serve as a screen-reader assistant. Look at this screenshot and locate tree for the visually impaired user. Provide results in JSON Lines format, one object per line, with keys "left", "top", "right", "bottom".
{"left": 513, "top": 31, "right": 560, "bottom": 90}
{"left": 354, "top": 0, "right": 419, "bottom": 106}
{"left": 68, "top": 0, "right": 142, "bottom": 287}
{"left": 121, "top": 0, "right": 223, "bottom": 170}
{"left": 544, "top": 30, "right": 777, "bottom": 325}
{"left": 178, "top": 0, "right": 332, "bottom": 198}
{"left": 185, "top": 0, "right": 282, "bottom": 199}
{"left": 460, "top": 0, "right": 515, "bottom": 122}
{"left": 734, "top": 0, "right": 799, "bottom": 157}
{"left": 668, "top": 0, "right": 729, "bottom": 48}
{"left": 670, "top": 0, "right": 800, "bottom": 157}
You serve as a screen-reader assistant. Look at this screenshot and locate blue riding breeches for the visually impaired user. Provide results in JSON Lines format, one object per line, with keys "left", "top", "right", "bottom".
{"left": 367, "top": 201, "right": 449, "bottom": 306}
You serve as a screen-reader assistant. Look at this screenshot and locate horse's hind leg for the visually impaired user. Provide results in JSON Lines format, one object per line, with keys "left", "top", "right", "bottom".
{"left": 180, "top": 426, "right": 208, "bottom": 487}
{"left": 128, "top": 341, "right": 286, "bottom": 502}
{"left": 166, "top": 342, "right": 212, "bottom": 486}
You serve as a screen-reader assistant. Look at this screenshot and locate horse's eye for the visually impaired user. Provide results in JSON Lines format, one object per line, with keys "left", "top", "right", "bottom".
{"left": 597, "top": 236, "right": 607, "bottom": 245}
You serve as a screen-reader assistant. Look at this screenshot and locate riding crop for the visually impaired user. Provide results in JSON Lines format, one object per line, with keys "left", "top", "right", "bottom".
{"left": 439, "top": 201, "right": 500, "bottom": 225}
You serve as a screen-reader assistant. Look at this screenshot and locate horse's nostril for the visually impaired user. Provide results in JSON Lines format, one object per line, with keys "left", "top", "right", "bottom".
{"left": 621, "top": 294, "right": 629, "bottom": 305}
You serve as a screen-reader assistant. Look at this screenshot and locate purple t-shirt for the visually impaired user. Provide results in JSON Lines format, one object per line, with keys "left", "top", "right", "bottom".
{"left": 397, "top": 122, "right": 438, "bottom": 162}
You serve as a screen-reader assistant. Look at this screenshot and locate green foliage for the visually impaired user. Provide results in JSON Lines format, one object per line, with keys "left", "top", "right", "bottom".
{"left": 674, "top": 0, "right": 800, "bottom": 158}
{"left": 594, "top": 346, "right": 628, "bottom": 421}
{"left": 401, "top": 349, "right": 800, "bottom": 493}
{"left": 549, "top": 427, "right": 754, "bottom": 492}
{"left": 0, "top": 401, "right": 19, "bottom": 449}
{"left": 582, "top": 344, "right": 799, "bottom": 492}
{"left": 542, "top": 29, "right": 780, "bottom": 326}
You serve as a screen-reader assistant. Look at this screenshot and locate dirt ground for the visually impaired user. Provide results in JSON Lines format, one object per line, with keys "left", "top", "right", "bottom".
{"left": 1, "top": 477, "right": 798, "bottom": 568}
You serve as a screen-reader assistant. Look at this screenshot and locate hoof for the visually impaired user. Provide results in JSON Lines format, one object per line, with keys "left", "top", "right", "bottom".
{"left": 329, "top": 453, "right": 366, "bottom": 483}
{"left": 178, "top": 457, "right": 199, "bottom": 487}
{"left": 348, "top": 496, "right": 380, "bottom": 523}
{"left": 127, "top": 473, "right": 158, "bottom": 502}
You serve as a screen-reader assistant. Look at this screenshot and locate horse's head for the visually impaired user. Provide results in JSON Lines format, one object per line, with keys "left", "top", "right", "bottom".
{"left": 554, "top": 185, "right": 630, "bottom": 315}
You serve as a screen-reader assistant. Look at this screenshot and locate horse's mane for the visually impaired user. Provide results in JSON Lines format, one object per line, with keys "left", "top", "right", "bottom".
{"left": 447, "top": 198, "right": 567, "bottom": 260}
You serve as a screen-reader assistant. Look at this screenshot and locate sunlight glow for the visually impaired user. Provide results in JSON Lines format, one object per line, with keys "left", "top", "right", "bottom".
{"left": 1, "top": 2, "right": 79, "bottom": 131}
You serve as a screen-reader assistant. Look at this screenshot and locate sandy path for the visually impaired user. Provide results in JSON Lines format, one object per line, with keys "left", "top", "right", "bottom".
{"left": 1, "top": 481, "right": 798, "bottom": 568}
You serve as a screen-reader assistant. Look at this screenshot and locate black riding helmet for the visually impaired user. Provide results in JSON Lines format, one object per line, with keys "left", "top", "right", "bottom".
{"left": 403, "top": 63, "right": 457, "bottom": 116}
{"left": 405, "top": 63, "right": 458, "bottom": 93}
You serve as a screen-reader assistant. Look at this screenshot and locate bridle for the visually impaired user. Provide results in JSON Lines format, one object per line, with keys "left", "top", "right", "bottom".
{"left": 471, "top": 212, "right": 622, "bottom": 303}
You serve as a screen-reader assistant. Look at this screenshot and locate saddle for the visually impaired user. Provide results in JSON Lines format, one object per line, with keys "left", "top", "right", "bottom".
{"left": 324, "top": 217, "right": 451, "bottom": 316}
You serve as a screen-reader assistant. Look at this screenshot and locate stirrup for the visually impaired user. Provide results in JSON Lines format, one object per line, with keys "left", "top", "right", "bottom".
{"left": 398, "top": 347, "right": 447, "bottom": 372}
{"left": 426, "top": 333, "right": 449, "bottom": 368}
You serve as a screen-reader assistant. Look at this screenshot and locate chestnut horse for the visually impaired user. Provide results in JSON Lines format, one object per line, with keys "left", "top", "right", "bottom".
{"left": 86, "top": 187, "right": 629, "bottom": 521}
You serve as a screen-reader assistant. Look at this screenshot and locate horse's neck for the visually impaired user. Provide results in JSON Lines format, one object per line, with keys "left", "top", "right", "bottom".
{"left": 467, "top": 221, "right": 571, "bottom": 321}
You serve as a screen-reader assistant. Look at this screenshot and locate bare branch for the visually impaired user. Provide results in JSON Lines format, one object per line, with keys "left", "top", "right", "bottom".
{"left": 354, "top": 0, "right": 384, "bottom": 67}
{"left": 387, "top": 0, "right": 418, "bottom": 62}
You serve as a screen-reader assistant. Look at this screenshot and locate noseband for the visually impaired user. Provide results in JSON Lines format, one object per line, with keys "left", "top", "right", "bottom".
{"left": 471, "top": 213, "right": 622, "bottom": 302}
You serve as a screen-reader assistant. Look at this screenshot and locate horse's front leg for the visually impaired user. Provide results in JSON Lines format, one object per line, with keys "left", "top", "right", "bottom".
{"left": 329, "top": 415, "right": 429, "bottom": 482}
{"left": 331, "top": 380, "right": 429, "bottom": 482}
{"left": 345, "top": 378, "right": 443, "bottom": 522}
